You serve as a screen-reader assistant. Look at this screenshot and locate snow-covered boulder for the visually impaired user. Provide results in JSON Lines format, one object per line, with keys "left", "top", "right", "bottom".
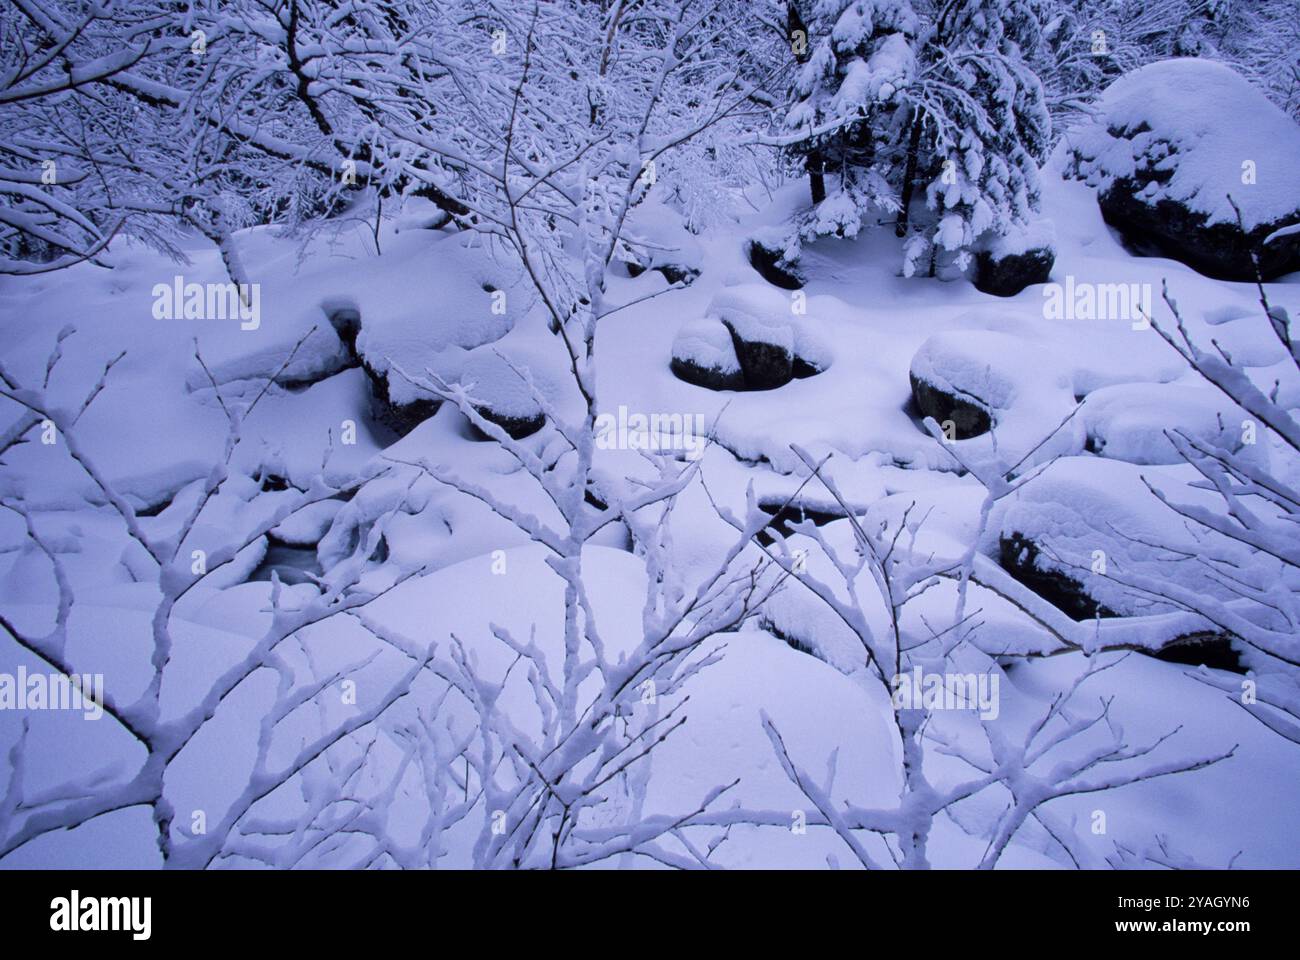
{"left": 993, "top": 457, "right": 1253, "bottom": 623}
{"left": 460, "top": 348, "right": 550, "bottom": 440}
{"left": 361, "top": 353, "right": 440, "bottom": 436}
{"left": 718, "top": 303, "right": 795, "bottom": 390}
{"left": 745, "top": 231, "right": 804, "bottom": 290}
{"left": 1069, "top": 59, "right": 1300, "bottom": 280}
{"left": 351, "top": 236, "right": 523, "bottom": 435}
{"left": 908, "top": 330, "right": 1079, "bottom": 455}
{"left": 1081, "top": 381, "right": 1260, "bottom": 467}
{"left": 670, "top": 317, "right": 745, "bottom": 391}
{"left": 617, "top": 200, "right": 703, "bottom": 286}
{"left": 909, "top": 366, "right": 989, "bottom": 438}
{"left": 671, "top": 285, "right": 829, "bottom": 392}
{"left": 973, "top": 221, "right": 1055, "bottom": 297}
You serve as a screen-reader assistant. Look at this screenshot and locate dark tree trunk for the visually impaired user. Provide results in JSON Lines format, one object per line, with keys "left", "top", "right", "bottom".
{"left": 787, "top": 3, "right": 824, "bottom": 204}
{"left": 787, "top": 1, "right": 810, "bottom": 63}
{"left": 895, "top": 114, "right": 924, "bottom": 238}
{"left": 807, "top": 152, "right": 826, "bottom": 205}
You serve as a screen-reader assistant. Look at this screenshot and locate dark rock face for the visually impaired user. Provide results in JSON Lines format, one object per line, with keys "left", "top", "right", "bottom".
{"left": 723, "top": 320, "right": 793, "bottom": 391}
{"left": 1152, "top": 632, "right": 1244, "bottom": 673}
{"left": 326, "top": 306, "right": 362, "bottom": 354}
{"left": 670, "top": 355, "right": 745, "bottom": 392}
{"left": 470, "top": 405, "right": 545, "bottom": 441}
{"left": 359, "top": 356, "right": 438, "bottom": 438}
{"left": 320, "top": 304, "right": 438, "bottom": 438}
{"left": 974, "top": 246, "right": 1054, "bottom": 297}
{"left": 623, "top": 260, "right": 700, "bottom": 286}
{"left": 756, "top": 499, "right": 844, "bottom": 547}
{"left": 656, "top": 263, "right": 701, "bottom": 286}
{"left": 747, "top": 241, "right": 804, "bottom": 290}
{"left": 1099, "top": 179, "right": 1300, "bottom": 281}
{"left": 791, "top": 355, "right": 824, "bottom": 379}
{"left": 999, "top": 532, "right": 1120, "bottom": 621}
{"left": 909, "top": 372, "right": 993, "bottom": 439}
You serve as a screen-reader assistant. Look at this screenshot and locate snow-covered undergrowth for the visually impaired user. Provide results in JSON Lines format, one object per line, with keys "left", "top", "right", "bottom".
{"left": 3, "top": 153, "right": 1298, "bottom": 868}
{"left": 4, "top": 0, "right": 1300, "bottom": 871}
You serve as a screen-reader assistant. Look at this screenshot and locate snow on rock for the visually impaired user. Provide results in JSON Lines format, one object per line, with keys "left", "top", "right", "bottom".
{"left": 616, "top": 199, "right": 703, "bottom": 286}
{"left": 1080, "top": 380, "right": 1263, "bottom": 467}
{"left": 990, "top": 456, "right": 1254, "bottom": 620}
{"left": 1068, "top": 58, "right": 1300, "bottom": 280}
{"left": 745, "top": 229, "right": 805, "bottom": 289}
{"left": 670, "top": 317, "right": 745, "bottom": 391}
{"left": 459, "top": 345, "right": 559, "bottom": 439}
{"left": 973, "top": 219, "right": 1056, "bottom": 297}
{"left": 696, "top": 284, "right": 831, "bottom": 391}
{"left": 759, "top": 496, "right": 1068, "bottom": 666}
{"left": 351, "top": 233, "right": 528, "bottom": 433}
{"left": 909, "top": 330, "right": 1082, "bottom": 465}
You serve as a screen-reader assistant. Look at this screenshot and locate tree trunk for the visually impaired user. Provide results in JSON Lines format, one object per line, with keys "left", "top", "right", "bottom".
{"left": 807, "top": 152, "right": 826, "bottom": 205}
{"left": 895, "top": 114, "right": 924, "bottom": 238}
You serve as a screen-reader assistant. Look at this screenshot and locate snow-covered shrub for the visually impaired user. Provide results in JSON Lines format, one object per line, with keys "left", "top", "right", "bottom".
{"left": 459, "top": 349, "right": 552, "bottom": 440}
{"left": 615, "top": 201, "right": 704, "bottom": 286}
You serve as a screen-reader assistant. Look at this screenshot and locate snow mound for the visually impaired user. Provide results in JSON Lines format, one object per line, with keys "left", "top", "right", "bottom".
{"left": 353, "top": 234, "right": 524, "bottom": 406}
{"left": 357, "top": 545, "right": 900, "bottom": 867}
{"left": 617, "top": 200, "right": 703, "bottom": 282}
{"left": 460, "top": 344, "right": 562, "bottom": 421}
{"left": 1081, "top": 381, "right": 1262, "bottom": 467}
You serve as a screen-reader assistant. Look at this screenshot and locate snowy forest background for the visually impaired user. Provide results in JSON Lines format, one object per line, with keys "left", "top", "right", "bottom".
{"left": 1, "top": 0, "right": 1299, "bottom": 869}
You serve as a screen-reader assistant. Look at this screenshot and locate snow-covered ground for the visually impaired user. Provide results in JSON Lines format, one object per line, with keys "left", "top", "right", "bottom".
{"left": 3, "top": 136, "right": 1297, "bottom": 870}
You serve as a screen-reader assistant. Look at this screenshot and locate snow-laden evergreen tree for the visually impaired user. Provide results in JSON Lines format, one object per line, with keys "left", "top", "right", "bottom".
{"left": 906, "top": 0, "right": 1052, "bottom": 276}
{"left": 778, "top": 0, "right": 1052, "bottom": 276}
{"left": 783, "top": 1, "right": 921, "bottom": 240}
